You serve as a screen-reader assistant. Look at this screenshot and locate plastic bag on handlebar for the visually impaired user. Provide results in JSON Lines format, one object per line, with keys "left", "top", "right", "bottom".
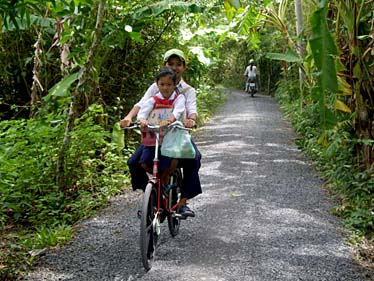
{"left": 161, "top": 126, "right": 196, "bottom": 159}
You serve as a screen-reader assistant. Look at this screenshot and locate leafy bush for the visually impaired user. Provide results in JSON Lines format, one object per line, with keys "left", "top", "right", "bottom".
{"left": 0, "top": 105, "right": 129, "bottom": 229}
{"left": 196, "top": 84, "right": 227, "bottom": 123}
{"left": 0, "top": 118, "right": 61, "bottom": 227}
{"left": 0, "top": 105, "right": 133, "bottom": 279}
{"left": 275, "top": 78, "right": 374, "bottom": 237}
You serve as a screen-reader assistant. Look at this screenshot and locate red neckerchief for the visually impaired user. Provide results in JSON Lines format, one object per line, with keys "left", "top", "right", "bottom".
{"left": 153, "top": 93, "right": 179, "bottom": 109}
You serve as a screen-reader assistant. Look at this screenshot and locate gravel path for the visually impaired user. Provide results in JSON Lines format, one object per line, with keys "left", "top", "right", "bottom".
{"left": 23, "top": 90, "right": 373, "bottom": 281}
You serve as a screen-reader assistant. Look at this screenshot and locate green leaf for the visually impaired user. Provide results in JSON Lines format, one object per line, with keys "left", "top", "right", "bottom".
{"left": 224, "top": 0, "right": 236, "bottom": 21}
{"left": 322, "top": 106, "right": 338, "bottom": 128}
{"left": 335, "top": 99, "right": 352, "bottom": 113}
{"left": 266, "top": 51, "right": 302, "bottom": 63}
{"left": 47, "top": 72, "right": 79, "bottom": 98}
{"left": 309, "top": 2, "right": 338, "bottom": 94}
{"left": 309, "top": 0, "right": 339, "bottom": 129}
{"left": 337, "top": 0, "right": 354, "bottom": 35}
{"left": 132, "top": 1, "right": 203, "bottom": 20}
{"left": 353, "top": 62, "right": 362, "bottom": 78}
{"left": 128, "top": 32, "right": 144, "bottom": 44}
{"left": 225, "top": 0, "right": 241, "bottom": 9}
{"left": 133, "top": 6, "right": 153, "bottom": 19}
{"left": 112, "top": 122, "right": 125, "bottom": 152}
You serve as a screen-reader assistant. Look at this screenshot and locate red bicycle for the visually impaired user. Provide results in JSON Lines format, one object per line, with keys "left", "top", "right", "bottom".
{"left": 125, "top": 121, "right": 189, "bottom": 270}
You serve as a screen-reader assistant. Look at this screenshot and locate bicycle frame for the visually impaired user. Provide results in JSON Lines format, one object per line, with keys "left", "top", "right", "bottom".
{"left": 149, "top": 125, "right": 177, "bottom": 224}
{"left": 126, "top": 122, "right": 185, "bottom": 219}
{"left": 125, "top": 121, "right": 187, "bottom": 270}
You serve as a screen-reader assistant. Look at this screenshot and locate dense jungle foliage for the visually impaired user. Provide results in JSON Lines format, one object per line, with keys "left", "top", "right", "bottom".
{"left": 0, "top": 0, "right": 373, "bottom": 279}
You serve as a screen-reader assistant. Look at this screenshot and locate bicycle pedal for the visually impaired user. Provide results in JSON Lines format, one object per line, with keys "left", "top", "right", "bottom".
{"left": 174, "top": 213, "right": 187, "bottom": 220}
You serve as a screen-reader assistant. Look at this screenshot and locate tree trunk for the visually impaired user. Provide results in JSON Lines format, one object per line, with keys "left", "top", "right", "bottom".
{"left": 30, "top": 9, "right": 51, "bottom": 117}
{"left": 56, "top": 0, "right": 106, "bottom": 189}
{"left": 294, "top": 0, "right": 305, "bottom": 93}
{"left": 30, "top": 32, "right": 43, "bottom": 116}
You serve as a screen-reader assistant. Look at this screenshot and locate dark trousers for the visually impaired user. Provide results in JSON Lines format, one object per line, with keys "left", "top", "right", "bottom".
{"left": 127, "top": 142, "right": 202, "bottom": 199}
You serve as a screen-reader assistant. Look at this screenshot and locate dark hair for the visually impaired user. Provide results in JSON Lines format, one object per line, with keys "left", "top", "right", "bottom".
{"left": 155, "top": 67, "right": 177, "bottom": 84}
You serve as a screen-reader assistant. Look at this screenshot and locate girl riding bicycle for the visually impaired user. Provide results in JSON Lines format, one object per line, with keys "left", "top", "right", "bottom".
{"left": 136, "top": 67, "right": 186, "bottom": 188}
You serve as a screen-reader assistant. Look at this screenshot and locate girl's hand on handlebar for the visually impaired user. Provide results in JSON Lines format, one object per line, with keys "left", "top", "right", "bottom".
{"left": 160, "top": 116, "right": 175, "bottom": 128}
{"left": 160, "top": 120, "right": 170, "bottom": 127}
{"left": 138, "top": 119, "right": 148, "bottom": 128}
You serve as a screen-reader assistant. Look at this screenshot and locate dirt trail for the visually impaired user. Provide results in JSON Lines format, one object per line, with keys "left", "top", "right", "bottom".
{"left": 23, "top": 90, "right": 373, "bottom": 281}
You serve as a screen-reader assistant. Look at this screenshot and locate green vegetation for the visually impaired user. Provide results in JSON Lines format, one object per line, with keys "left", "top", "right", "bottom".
{"left": 1, "top": 0, "right": 374, "bottom": 278}
{"left": 276, "top": 79, "right": 374, "bottom": 234}
{"left": 275, "top": 0, "right": 374, "bottom": 232}
{"left": 0, "top": 85, "right": 225, "bottom": 280}
{"left": 263, "top": 0, "right": 374, "bottom": 265}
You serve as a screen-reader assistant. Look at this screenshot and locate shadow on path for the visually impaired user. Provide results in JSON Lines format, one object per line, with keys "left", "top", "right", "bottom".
{"left": 23, "top": 90, "right": 373, "bottom": 281}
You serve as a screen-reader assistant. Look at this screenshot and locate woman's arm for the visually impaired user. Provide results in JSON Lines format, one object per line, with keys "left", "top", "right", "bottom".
{"left": 120, "top": 83, "right": 158, "bottom": 128}
{"left": 172, "top": 94, "right": 186, "bottom": 121}
{"left": 183, "top": 85, "right": 198, "bottom": 128}
{"left": 120, "top": 106, "right": 140, "bottom": 128}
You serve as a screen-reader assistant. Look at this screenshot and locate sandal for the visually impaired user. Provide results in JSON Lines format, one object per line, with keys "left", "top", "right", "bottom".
{"left": 178, "top": 205, "right": 195, "bottom": 217}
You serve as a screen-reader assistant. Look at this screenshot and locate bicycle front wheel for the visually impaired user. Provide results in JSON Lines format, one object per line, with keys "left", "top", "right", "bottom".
{"left": 140, "top": 182, "right": 158, "bottom": 271}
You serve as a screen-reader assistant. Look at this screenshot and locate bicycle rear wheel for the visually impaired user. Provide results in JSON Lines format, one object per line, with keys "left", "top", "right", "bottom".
{"left": 167, "top": 168, "right": 182, "bottom": 237}
{"left": 140, "top": 183, "right": 158, "bottom": 271}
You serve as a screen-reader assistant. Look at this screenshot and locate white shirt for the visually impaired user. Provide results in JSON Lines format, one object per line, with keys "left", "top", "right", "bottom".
{"left": 244, "top": 65, "right": 257, "bottom": 78}
{"left": 137, "top": 91, "right": 186, "bottom": 121}
{"left": 136, "top": 80, "right": 197, "bottom": 118}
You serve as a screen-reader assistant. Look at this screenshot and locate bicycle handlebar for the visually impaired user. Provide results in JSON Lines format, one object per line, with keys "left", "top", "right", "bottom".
{"left": 122, "top": 120, "right": 192, "bottom": 131}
